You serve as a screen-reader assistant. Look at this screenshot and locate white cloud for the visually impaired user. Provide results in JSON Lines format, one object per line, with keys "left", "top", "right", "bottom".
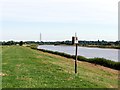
{"left": 0, "top": 0, "right": 119, "bottom": 23}
{"left": 0, "top": 0, "right": 119, "bottom": 41}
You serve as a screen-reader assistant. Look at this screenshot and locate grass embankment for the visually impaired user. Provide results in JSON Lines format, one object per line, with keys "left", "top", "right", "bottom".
{"left": 0, "top": 46, "right": 2, "bottom": 89}
{"left": 2, "top": 46, "right": 119, "bottom": 88}
{"left": 30, "top": 44, "right": 120, "bottom": 70}
{"left": 38, "top": 49, "right": 120, "bottom": 70}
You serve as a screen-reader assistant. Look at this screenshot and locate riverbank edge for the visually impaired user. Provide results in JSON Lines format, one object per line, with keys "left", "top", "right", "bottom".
{"left": 54, "top": 44, "right": 120, "bottom": 49}
{"left": 29, "top": 45, "right": 120, "bottom": 70}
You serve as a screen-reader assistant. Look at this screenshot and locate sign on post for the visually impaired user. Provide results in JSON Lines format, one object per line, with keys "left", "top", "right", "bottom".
{"left": 75, "top": 37, "right": 78, "bottom": 44}
{"left": 72, "top": 37, "right": 78, "bottom": 45}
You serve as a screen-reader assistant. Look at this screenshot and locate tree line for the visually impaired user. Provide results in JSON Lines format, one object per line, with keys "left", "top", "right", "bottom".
{"left": 0, "top": 40, "right": 120, "bottom": 47}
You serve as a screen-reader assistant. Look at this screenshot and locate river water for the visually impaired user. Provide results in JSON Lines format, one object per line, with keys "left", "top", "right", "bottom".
{"left": 37, "top": 45, "right": 119, "bottom": 62}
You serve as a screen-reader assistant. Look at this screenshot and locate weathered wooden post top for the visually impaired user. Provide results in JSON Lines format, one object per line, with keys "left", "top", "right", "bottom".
{"left": 72, "top": 33, "right": 78, "bottom": 45}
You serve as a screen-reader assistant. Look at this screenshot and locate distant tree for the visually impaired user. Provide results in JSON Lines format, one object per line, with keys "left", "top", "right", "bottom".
{"left": 19, "top": 41, "right": 23, "bottom": 46}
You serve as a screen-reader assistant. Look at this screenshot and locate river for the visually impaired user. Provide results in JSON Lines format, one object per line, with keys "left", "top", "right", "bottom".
{"left": 37, "top": 45, "right": 119, "bottom": 62}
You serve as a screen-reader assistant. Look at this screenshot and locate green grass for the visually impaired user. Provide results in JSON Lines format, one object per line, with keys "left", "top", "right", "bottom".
{"left": 38, "top": 48, "right": 120, "bottom": 70}
{"left": 0, "top": 46, "right": 2, "bottom": 89}
{"left": 2, "top": 46, "right": 119, "bottom": 88}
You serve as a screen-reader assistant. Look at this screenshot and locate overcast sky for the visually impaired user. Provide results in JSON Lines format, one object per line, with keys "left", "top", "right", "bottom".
{"left": 0, "top": 0, "right": 119, "bottom": 41}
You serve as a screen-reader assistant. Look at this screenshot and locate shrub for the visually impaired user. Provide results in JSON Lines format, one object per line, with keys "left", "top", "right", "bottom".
{"left": 29, "top": 44, "right": 38, "bottom": 49}
{"left": 19, "top": 41, "right": 23, "bottom": 46}
{"left": 87, "top": 58, "right": 120, "bottom": 70}
{"left": 78, "top": 56, "right": 88, "bottom": 61}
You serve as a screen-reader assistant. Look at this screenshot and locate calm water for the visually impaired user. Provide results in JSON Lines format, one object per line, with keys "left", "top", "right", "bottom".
{"left": 37, "top": 45, "right": 119, "bottom": 62}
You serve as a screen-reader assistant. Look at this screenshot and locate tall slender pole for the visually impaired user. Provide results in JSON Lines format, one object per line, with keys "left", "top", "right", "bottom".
{"left": 75, "top": 43, "right": 78, "bottom": 73}
{"left": 75, "top": 32, "right": 77, "bottom": 38}
{"left": 75, "top": 32, "right": 78, "bottom": 74}
{"left": 40, "top": 33, "right": 41, "bottom": 42}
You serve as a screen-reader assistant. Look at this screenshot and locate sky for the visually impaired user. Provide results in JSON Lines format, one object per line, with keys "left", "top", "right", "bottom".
{"left": 0, "top": 0, "right": 119, "bottom": 41}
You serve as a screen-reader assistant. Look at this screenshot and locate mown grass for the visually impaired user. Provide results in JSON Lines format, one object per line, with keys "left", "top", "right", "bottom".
{"left": 29, "top": 44, "right": 120, "bottom": 70}
{"left": 0, "top": 46, "right": 2, "bottom": 89}
{"left": 2, "top": 46, "right": 119, "bottom": 88}
{"left": 37, "top": 48, "right": 120, "bottom": 70}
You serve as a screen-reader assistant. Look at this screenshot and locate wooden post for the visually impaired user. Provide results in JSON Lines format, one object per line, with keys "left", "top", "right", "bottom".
{"left": 75, "top": 43, "right": 78, "bottom": 73}
{"left": 73, "top": 33, "right": 78, "bottom": 74}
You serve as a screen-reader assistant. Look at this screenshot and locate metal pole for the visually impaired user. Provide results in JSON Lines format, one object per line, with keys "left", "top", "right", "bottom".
{"left": 40, "top": 33, "right": 41, "bottom": 42}
{"left": 75, "top": 43, "right": 78, "bottom": 73}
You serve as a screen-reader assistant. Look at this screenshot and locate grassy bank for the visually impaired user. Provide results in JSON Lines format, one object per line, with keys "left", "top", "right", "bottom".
{"left": 0, "top": 46, "right": 2, "bottom": 89}
{"left": 37, "top": 49, "right": 120, "bottom": 70}
{"left": 2, "top": 46, "right": 119, "bottom": 88}
{"left": 29, "top": 45, "right": 120, "bottom": 70}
